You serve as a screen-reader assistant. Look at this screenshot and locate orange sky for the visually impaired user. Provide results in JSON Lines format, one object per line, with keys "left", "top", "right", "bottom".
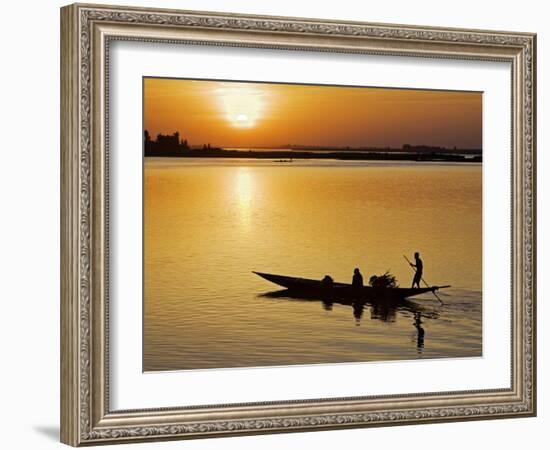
{"left": 144, "top": 77, "right": 482, "bottom": 149}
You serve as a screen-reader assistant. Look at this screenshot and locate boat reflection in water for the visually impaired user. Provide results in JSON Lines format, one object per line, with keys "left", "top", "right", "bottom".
{"left": 413, "top": 311, "right": 425, "bottom": 354}
{"left": 260, "top": 288, "right": 438, "bottom": 354}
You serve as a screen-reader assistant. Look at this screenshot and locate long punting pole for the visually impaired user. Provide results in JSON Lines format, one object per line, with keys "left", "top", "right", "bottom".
{"left": 403, "top": 255, "right": 443, "bottom": 305}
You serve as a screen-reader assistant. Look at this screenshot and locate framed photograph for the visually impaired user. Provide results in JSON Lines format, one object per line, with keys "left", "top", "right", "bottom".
{"left": 60, "top": 3, "right": 536, "bottom": 446}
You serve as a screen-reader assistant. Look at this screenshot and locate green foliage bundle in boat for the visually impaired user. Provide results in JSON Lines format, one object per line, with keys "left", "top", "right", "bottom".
{"left": 368, "top": 272, "right": 399, "bottom": 288}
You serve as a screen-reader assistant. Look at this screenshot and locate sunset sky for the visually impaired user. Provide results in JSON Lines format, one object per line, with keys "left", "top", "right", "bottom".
{"left": 143, "top": 77, "right": 482, "bottom": 149}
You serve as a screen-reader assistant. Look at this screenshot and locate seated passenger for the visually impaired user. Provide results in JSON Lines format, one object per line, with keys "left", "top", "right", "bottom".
{"left": 321, "top": 275, "right": 334, "bottom": 288}
{"left": 352, "top": 268, "right": 363, "bottom": 289}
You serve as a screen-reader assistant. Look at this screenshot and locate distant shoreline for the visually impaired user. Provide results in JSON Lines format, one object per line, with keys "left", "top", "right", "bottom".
{"left": 144, "top": 148, "right": 482, "bottom": 163}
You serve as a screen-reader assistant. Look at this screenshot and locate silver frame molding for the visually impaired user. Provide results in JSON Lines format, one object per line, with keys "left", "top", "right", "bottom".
{"left": 60, "top": 3, "right": 536, "bottom": 446}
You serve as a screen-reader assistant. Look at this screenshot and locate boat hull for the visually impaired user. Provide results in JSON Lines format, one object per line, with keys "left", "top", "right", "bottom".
{"left": 253, "top": 271, "right": 444, "bottom": 301}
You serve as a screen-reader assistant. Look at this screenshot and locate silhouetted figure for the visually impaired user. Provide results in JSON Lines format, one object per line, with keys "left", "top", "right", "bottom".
{"left": 352, "top": 268, "right": 363, "bottom": 289}
{"left": 410, "top": 252, "right": 423, "bottom": 288}
{"left": 321, "top": 275, "right": 334, "bottom": 289}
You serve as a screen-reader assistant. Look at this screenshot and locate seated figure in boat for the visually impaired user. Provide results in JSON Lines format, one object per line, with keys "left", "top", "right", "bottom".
{"left": 352, "top": 268, "right": 363, "bottom": 289}
{"left": 321, "top": 275, "right": 334, "bottom": 288}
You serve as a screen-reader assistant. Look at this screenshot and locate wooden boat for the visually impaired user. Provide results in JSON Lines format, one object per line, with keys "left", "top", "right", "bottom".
{"left": 253, "top": 271, "right": 449, "bottom": 302}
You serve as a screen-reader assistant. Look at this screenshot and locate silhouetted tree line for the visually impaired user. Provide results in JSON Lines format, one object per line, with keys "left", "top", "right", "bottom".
{"left": 143, "top": 130, "right": 481, "bottom": 161}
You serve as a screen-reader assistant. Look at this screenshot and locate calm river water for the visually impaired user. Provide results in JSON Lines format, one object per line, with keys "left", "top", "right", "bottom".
{"left": 144, "top": 158, "right": 482, "bottom": 371}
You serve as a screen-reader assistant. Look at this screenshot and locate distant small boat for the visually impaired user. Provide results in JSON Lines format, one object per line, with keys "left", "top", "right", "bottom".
{"left": 253, "top": 271, "right": 449, "bottom": 302}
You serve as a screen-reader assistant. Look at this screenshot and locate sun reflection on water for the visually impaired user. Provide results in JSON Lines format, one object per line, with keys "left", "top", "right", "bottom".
{"left": 235, "top": 168, "right": 253, "bottom": 230}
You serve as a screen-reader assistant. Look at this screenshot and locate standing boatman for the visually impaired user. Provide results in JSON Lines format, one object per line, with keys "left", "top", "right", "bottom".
{"left": 410, "top": 252, "right": 423, "bottom": 288}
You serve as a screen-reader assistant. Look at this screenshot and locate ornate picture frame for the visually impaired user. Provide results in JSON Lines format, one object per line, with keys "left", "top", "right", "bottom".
{"left": 61, "top": 3, "right": 536, "bottom": 446}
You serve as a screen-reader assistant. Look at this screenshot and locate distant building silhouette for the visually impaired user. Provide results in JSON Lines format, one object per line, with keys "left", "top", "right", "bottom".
{"left": 144, "top": 130, "right": 193, "bottom": 156}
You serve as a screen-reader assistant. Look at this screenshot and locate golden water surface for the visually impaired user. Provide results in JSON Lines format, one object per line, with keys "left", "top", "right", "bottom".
{"left": 144, "top": 158, "right": 482, "bottom": 371}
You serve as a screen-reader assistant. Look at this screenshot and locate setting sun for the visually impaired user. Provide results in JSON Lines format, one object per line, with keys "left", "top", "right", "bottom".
{"left": 215, "top": 84, "right": 267, "bottom": 129}
{"left": 235, "top": 113, "right": 250, "bottom": 126}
